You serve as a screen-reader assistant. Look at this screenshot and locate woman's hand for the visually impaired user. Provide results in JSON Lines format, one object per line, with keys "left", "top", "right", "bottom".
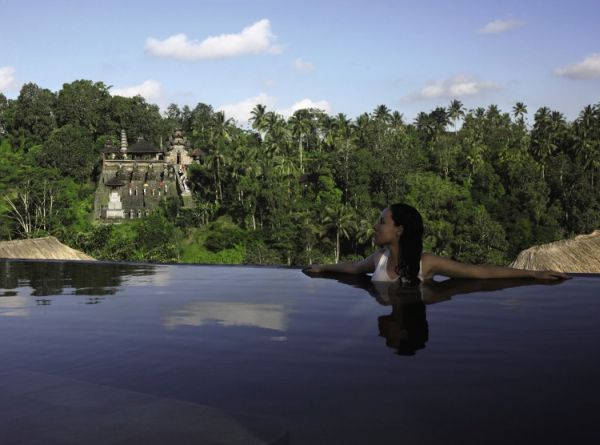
{"left": 531, "top": 270, "right": 571, "bottom": 280}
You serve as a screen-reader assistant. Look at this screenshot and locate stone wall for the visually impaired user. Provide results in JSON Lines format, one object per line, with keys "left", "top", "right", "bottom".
{"left": 95, "top": 162, "right": 180, "bottom": 220}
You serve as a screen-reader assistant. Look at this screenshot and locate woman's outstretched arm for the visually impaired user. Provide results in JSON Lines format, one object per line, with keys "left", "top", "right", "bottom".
{"left": 426, "top": 253, "right": 571, "bottom": 280}
{"left": 303, "top": 251, "right": 381, "bottom": 275}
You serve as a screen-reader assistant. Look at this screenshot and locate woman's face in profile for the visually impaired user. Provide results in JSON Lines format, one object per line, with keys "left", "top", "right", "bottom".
{"left": 373, "top": 208, "right": 398, "bottom": 247}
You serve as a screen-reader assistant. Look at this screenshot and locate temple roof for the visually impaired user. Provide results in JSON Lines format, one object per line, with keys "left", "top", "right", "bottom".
{"left": 129, "top": 137, "right": 161, "bottom": 153}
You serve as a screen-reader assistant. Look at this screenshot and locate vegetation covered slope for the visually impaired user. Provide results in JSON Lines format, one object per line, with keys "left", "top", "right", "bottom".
{"left": 1, "top": 81, "right": 599, "bottom": 265}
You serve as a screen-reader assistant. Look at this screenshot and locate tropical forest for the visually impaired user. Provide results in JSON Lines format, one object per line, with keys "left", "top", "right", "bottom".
{"left": 1, "top": 80, "right": 599, "bottom": 266}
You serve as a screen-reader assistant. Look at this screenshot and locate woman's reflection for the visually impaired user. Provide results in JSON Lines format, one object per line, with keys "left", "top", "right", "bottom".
{"left": 376, "top": 286, "right": 427, "bottom": 355}
{"left": 304, "top": 271, "right": 565, "bottom": 355}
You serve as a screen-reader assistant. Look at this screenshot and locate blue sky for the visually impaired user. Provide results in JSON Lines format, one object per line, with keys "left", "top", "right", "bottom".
{"left": 1, "top": 0, "right": 599, "bottom": 124}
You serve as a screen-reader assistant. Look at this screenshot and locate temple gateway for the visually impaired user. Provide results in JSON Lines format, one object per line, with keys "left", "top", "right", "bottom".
{"left": 94, "top": 129, "right": 202, "bottom": 220}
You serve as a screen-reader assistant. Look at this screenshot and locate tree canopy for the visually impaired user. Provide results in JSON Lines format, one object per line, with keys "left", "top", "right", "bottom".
{"left": 1, "top": 80, "right": 599, "bottom": 266}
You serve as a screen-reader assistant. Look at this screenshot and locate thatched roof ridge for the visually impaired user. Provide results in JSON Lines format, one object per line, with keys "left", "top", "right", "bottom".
{"left": 0, "top": 236, "right": 95, "bottom": 261}
{"left": 509, "top": 230, "right": 600, "bottom": 273}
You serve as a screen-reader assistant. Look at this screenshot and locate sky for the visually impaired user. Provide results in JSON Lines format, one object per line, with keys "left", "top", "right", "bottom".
{"left": 1, "top": 0, "right": 599, "bottom": 125}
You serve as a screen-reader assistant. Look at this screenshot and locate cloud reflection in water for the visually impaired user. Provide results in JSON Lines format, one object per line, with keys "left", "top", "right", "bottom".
{"left": 162, "top": 301, "right": 288, "bottom": 332}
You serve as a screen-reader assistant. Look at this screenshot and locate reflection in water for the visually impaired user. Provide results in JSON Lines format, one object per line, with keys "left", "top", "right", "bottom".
{"left": 163, "top": 302, "right": 288, "bottom": 332}
{"left": 305, "top": 271, "right": 567, "bottom": 355}
{"left": 0, "top": 259, "right": 157, "bottom": 317}
{"left": 0, "top": 295, "right": 30, "bottom": 317}
{"left": 0, "top": 261, "right": 291, "bottom": 335}
{"left": 0, "top": 260, "right": 156, "bottom": 297}
{"left": 83, "top": 297, "right": 105, "bottom": 305}
{"left": 375, "top": 286, "right": 428, "bottom": 356}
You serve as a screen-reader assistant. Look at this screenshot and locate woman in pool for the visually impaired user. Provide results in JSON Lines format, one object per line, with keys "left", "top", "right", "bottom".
{"left": 304, "top": 203, "right": 570, "bottom": 283}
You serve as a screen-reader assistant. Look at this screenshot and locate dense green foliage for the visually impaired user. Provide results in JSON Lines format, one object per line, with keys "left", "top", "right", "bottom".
{"left": 1, "top": 81, "right": 599, "bottom": 265}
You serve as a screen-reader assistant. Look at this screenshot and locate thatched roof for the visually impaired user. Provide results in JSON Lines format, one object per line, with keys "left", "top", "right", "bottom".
{"left": 510, "top": 230, "right": 600, "bottom": 273}
{"left": 0, "top": 236, "right": 95, "bottom": 261}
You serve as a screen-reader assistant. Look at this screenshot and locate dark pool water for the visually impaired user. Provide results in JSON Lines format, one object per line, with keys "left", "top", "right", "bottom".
{"left": 1, "top": 260, "right": 599, "bottom": 444}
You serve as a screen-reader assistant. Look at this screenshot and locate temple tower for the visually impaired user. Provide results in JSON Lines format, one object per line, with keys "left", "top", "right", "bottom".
{"left": 165, "top": 129, "right": 193, "bottom": 166}
{"left": 120, "top": 129, "right": 128, "bottom": 154}
{"left": 104, "top": 176, "right": 125, "bottom": 219}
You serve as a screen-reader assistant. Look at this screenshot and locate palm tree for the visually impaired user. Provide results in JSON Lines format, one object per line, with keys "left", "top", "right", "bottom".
{"left": 530, "top": 106, "right": 554, "bottom": 180}
{"left": 448, "top": 99, "right": 465, "bottom": 133}
{"left": 320, "top": 114, "right": 336, "bottom": 149}
{"left": 322, "top": 203, "right": 356, "bottom": 263}
{"left": 212, "top": 111, "right": 234, "bottom": 140}
{"left": 373, "top": 104, "right": 392, "bottom": 124}
{"left": 355, "top": 210, "right": 378, "bottom": 251}
{"left": 206, "top": 111, "right": 234, "bottom": 203}
{"left": 249, "top": 104, "right": 267, "bottom": 132}
{"left": 262, "top": 112, "right": 288, "bottom": 158}
{"left": 574, "top": 104, "right": 600, "bottom": 187}
{"left": 332, "top": 113, "right": 354, "bottom": 204}
{"left": 203, "top": 148, "right": 225, "bottom": 203}
{"left": 390, "top": 111, "right": 405, "bottom": 133}
{"left": 370, "top": 105, "right": 391, "bottom": 153}
{"left": 415, "top": 111, "right": 435, "bottom": 142}
{"left": 355, "top": 113, "right": 371, "bottom": 146}
{"left": 298, "top": 210, "right": 322, "bottom": 264}
{"left": 512, "top": 102, "right": 527, "bottom": 124}
{"left": 550, "top": 111, "right": 566, "bottom": 128}
{"left": 235, "top": 143, "right": 263, "bottom": 230}
{"left": 430, "top": 107, "right": 450, "bottom": 133}
{"left": 288, "top": 109, "right": 312, "bottom": 173}
{"left": 486, "top": 105, "right": 501, "bottom": 125}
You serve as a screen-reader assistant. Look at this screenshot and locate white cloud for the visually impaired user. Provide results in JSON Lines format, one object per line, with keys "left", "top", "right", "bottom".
{"left": 406, "top": 75, "right": 501, "bottom": 101}
{"left": 111, "top": 80, "right": 163, "bottom": 101}
{"left": 293, "top": 58, "right": 315, "bottom": 73}
{"left": 420, "top": 83, "right": 445, "bottom": 99}
{"left": 218, "top": 94, "right": 331, "bottom": 123}
{"left": 145, "top": 19, "right": 283, "bottom": 61}
{"left": 278, "top": 98, "right": 331, "bottom": 117}
{"left": 0, "top": 66, "right": 18, "bottom": 92}
{"left": 218, "top": 92, "right": 276, "bottom": 124}
{"left": 555, "top": 53, "right": 600, "bottom": 80}
{"left": 479, "top": 18, "right": 524, "bottom": 34}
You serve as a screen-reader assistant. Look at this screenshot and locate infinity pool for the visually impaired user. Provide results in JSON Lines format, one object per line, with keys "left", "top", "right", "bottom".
{"left": 1, "top": 260, "right": 599, "bottom": 444}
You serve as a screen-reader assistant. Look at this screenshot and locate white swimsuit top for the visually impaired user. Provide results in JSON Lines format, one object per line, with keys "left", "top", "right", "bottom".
{"left": 371, "top": 248, "right": 424, "bottom": 282}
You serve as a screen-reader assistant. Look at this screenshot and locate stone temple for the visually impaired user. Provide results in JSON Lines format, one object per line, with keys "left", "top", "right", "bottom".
{"left": 94, "top": 129, "right": 202, "bottom": 220}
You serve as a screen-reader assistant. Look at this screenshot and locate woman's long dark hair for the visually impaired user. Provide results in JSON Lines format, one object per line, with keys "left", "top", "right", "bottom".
{"left": 389, "top": 203, "right": 424, "bottom": 285}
